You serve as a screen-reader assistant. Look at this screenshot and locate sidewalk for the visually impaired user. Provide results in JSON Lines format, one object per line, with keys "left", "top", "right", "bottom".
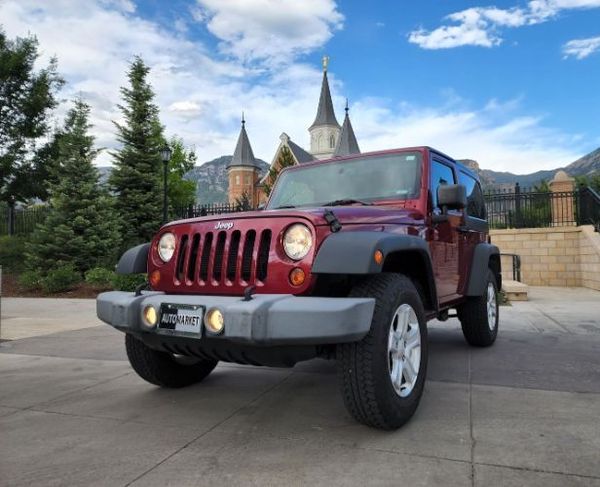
{"left": 1, "top": 287, "right": 599, "bottom": 486}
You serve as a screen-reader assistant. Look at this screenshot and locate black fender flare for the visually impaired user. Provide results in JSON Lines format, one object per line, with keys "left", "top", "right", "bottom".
{"left": 312, "top": 231, "right": 438, "bottom": 310}
{"left": 116, "top": 243, "right": 150, "bottom": 275}
{"left": 465, "top": 243, "right": 501, "bottom": 296}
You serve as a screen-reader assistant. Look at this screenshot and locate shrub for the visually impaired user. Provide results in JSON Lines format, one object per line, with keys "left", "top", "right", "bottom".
{"left": 85, "top": 267, "right": 115, "bottom": 287}
{"left": 110, "top": 273, "right": 147, "bottom": 292}
{"left": 0, "top": 235, "right": 28, "bottom": 273}
{"left": 41, "top": 264, "right": 81, "bottom": 293}
{"left": 18, "top": 269, "right": 43, "bottom": 290}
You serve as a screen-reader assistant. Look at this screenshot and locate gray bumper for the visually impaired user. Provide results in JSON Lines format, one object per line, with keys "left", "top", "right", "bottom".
{"left": 96, "top": 291, "right": 375, "bottom": 345}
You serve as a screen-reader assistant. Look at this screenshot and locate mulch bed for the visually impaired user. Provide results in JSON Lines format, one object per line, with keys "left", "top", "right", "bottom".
{"left": 0, "top": 273, "right": 110, "bottom": 299}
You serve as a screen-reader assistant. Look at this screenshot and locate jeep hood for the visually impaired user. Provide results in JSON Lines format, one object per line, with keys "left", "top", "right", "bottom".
{"left": 167, "top": 205, "right": 424, "bottom": 229}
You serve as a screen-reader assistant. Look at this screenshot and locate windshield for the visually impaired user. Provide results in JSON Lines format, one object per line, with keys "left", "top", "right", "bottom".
{"left": 267, "top": 152, "right": 422, "bottom": 209}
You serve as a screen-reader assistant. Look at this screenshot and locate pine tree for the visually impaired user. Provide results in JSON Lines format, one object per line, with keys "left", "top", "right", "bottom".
{"left": 167, "top": 137, "right": 197, "bottom": 213}
{"left": 110, "top": 56, "right": 164, "bottom": 250}
{"left": 26, "top": 99, "right": 120, "bottom": 274}
{"left": 0, "top": 29, "right": 64, "bottom": 203}
{"left": 264, "top": 146, "right": 295, "bottom": 196}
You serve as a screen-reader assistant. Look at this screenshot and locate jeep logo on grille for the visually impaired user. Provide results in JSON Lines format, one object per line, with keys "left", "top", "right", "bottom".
{"left": 214, "top": 221, "right": 234, "bottom": 230}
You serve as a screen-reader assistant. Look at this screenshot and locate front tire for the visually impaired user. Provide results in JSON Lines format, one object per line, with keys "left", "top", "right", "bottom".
{"left": 337, "top": 274, "right": 428, "bottom": 430}
{"left": 125, "top": 334, "right": 217, "bottom": 388}
{"left": 457, "top": 269, "right": 499, "bottom": 347}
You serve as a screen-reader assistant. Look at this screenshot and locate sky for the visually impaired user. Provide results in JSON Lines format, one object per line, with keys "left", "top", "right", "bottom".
{"left": 1, "top": 0, "right": 599, "bottom": 174}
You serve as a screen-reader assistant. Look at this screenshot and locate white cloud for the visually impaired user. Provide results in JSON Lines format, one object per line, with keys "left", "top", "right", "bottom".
{"left": 194, "top": 0, "right": 344, "bottom": 65}
{"left": 409, "top": 0, "right": 600, "bottom": 50}
{"left": 352, "top": 98, "right": 583, "bottom": 174}
{"left": 0, "top": 0, "right": 587, "bottom": 176}
{"left": 563, "top": 35, "right": 600, "bottom": 59}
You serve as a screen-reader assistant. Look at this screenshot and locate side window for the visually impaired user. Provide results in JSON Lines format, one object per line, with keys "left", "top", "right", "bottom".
{"left": 458, "top": 171, "right": 486, "bottom": 219}
{"left": 430, "top": 160, "right": 455, "bottom": 210}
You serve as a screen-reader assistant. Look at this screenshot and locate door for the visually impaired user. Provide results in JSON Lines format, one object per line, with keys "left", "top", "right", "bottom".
{"left": 429, "top": 159, "right": 461, "bottom": 300}
{"left": 456, "top": 171, "right": 488, "bottom": 295}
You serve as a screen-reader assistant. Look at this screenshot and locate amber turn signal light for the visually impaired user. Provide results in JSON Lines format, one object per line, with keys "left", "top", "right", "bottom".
{"left": 289, "top": 267, "right": 306, "bottom": 286}
{"left": 374, "top": 250, "right": 384, "bottom": 265}
{"left": 149, "top": 270, "right": 161, "bottom": 287}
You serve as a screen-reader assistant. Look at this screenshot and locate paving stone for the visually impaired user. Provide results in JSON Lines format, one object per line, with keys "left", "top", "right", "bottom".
{"left": 475, "top": 464, "right": 600, "bottom": 487}
{"left": 129, "top": 432, "right": 472, "bottom": 487}
{"left": 472, "top": 385, "right": 600, "bottom": 478}
{"left": 0, "top": 353, "right": 128, "bottom": 409}
{"left": 0, "top": 410, "right": 199, "bottom": 487}
{"left": 37, "top": 364, "right": 291, "bottom": 431}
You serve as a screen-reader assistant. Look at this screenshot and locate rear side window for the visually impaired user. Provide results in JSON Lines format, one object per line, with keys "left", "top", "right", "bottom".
{"left": 430, "top": 160, "right": 455, "bottom": 209}
{"left": 458, "top": 171, "right": 486, "bottom": 219}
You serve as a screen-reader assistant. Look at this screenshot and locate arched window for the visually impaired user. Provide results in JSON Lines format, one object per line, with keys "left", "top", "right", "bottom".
{"left": 329, "top": 134, "right": 336, "bottom": 148}
{"left": 235, "top": 175, "right": 240, "bottom": 185}
{"left": 317, "top": 134, "right": 323, "bottom": 150}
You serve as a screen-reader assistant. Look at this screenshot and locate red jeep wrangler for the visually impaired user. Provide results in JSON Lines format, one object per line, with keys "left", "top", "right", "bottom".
{"left": 97, "top": 146, "right": 501, "bottom": 430}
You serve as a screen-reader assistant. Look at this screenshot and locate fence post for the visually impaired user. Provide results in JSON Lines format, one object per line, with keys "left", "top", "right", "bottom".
{"left": 549, "top": 170, "right": 575, "bottom": 226}
{"left": 7, "top": 198, "right": 15, "bottom": 236}
{"left": 514, "top": 183, "right": 522, "bottom": 228}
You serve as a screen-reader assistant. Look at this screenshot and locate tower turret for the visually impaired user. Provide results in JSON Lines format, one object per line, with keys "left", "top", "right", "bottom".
{"left": 227, "top": 114, "right": 260, "bottom": 206}
{"left": 309, "top": 56, "right": 341, "bottom": 160}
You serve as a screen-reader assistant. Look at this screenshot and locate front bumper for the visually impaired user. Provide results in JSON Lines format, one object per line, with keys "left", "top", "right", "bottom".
{"left": 96, "top": 291, "right": 375, "bottom": 345}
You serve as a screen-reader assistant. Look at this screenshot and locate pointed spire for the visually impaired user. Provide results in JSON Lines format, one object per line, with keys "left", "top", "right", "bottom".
{"left": 227, "top": 116, "right": 258, "bottom": 168}
{"left": 309, "top": 56, "right": 339, "bottom": 129}
{"left": 334, "top": 100, "right": 360, "bottom": 157}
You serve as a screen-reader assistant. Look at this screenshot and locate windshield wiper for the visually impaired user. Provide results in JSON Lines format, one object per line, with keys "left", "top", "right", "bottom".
{"left": 274, "top": 204, "right": 296, "bottom": 209}
{"left": 322, "top": 198, "right": 373, "bottom": 207}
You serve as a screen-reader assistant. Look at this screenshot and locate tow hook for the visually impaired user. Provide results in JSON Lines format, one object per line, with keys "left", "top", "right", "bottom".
{"left": 243, "top": 285, "right": 256, "bottom": 301}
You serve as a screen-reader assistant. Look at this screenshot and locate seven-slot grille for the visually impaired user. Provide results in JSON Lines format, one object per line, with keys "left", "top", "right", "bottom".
{"left": 173, "top": 229, "right": 272, "bottom": 286}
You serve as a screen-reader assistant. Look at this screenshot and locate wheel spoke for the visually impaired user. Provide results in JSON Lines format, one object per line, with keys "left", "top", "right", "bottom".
{"left": 391, "top": 359, "right": 403, "bottom": 389}
{"left": 404, "top": 326, "right": 419, "bottom": 353}
{"left": 403, "top": 356, "right": 417, "bottom": 384}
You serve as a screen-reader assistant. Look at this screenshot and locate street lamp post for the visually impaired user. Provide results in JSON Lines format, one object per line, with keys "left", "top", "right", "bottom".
{"left": 160, "top": 145, "right": 172, "bottom": 224}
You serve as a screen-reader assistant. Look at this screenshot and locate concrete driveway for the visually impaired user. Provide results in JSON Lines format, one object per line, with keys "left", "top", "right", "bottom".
{"left": 1, "top": 288, "right": 599, "bottom": 486}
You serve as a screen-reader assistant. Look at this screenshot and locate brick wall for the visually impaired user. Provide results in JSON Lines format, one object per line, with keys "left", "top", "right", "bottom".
{"left": 490, "top": 225, "right": 600, "bottom": 290}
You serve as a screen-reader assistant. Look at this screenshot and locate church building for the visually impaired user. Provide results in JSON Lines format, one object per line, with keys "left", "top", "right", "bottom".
{"left": 227, "top": 57, "right": 360, "bottom": 206}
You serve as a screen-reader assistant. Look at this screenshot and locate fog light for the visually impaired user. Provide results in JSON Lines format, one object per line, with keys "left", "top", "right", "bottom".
{"left": 289, "top": 267, "right": 306, "bottom": 286}
{"left": 149, "top": 270, "right": 161, "bottom": 287}
{"left": 374, "top": 250, "right": 384, "bottom": 265}
{"left": 204, "top": 308, "right": 224, "bottom": 334}
{"left": 143, "top": 305, "right": 158, "bottom": 327}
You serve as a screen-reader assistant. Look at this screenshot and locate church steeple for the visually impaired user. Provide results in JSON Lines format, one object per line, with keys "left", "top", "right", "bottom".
{"left": 309, "top": 56, "right": 340, "bottom": 130}
{"left": 227, "top": 113, "right": 257, "bottom": 168}
{"left": 309, "top": 56, "right": 341, "bottom": 160}
{"left": 334, "top": 99, "right": 360, "bottom": 157}
{"left": 227, "top": 115, "right": 260, "bottom": 206}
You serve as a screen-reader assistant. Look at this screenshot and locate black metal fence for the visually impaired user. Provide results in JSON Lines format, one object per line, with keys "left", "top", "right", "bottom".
{"left": 0, "top": 206, "right": 50, "bottom": 236}
{"left": 484, "top": 183, "right": 600, "bottom": 230}
{"left": 174, "top": 203, "right": 251, "bottom": 219}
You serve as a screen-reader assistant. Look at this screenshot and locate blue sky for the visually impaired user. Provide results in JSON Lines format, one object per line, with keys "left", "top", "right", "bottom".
{"left": 2, "top": 0, "right": 599, "bottom": 173}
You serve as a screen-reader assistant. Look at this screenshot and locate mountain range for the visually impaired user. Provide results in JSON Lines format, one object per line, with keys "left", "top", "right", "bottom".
{"left": 97, "top": 147, "right": 599, "bottom": 203}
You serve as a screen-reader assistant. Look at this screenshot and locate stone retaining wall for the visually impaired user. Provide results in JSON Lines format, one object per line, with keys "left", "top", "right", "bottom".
{"left": 490, "top": 225, "right": 600, "bottom": 290}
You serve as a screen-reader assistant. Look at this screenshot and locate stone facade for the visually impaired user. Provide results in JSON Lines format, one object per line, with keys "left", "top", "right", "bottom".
{"left": 490, "top": 225, "right": 600, "bottom": 290}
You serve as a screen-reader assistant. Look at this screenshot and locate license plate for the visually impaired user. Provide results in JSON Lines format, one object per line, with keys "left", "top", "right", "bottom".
{"left": 158, "top": 303, "right": 204, "bottom": 334}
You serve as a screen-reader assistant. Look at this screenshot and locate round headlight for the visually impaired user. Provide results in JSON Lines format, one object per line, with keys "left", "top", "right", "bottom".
{"left": 158, "top": 232, "right": 176, "bottom": 262}
{"left": 283, "top": 224, "right": 312, "bottom": 260}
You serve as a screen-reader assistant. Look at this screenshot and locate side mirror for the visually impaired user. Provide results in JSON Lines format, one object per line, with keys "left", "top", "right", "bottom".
{"left": 437, "top": 184, "right": 467, "bottom": 211}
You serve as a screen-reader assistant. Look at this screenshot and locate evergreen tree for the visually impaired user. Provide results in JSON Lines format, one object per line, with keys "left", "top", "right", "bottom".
{"left": 234, "top": 191, "right": 252, "bottom": 211}
{"left": 0, "top": 28, "right": 64, "bottom": 203}
{"left": 26, "top": 99, "right": 120, "bottom": 274}
{"left": 167, "top": 136, "right": 197, "bottom": 212}
{"left": 110, "top": 56, "right": 164, "bottom": 250}
{"left": 264, "top": 146, "right": 295, "bottom": 196}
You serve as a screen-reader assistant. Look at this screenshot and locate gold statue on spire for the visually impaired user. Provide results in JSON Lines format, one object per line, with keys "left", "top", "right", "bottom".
{"left": 322, "top": 55, "right": 329, "bottom": 72}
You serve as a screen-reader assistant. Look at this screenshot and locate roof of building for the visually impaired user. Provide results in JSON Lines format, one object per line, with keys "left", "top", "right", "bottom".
{"left": 227, "top": 116, "right": 259, "bottom": 169}
{"left": 309, "top": 68, "right": 340, "bottom": 130}
{"left": 334, "top": 102, "right": 360, "bottom": 157}
{"left": 288, "top": 139, "right": 316, "bottom": 163}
